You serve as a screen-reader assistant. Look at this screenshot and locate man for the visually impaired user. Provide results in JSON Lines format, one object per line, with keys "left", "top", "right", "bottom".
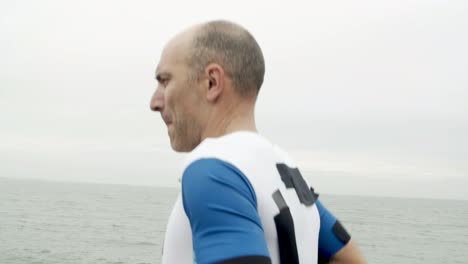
{"left": 150, "top": 20, "right": 366, "bottom": 264}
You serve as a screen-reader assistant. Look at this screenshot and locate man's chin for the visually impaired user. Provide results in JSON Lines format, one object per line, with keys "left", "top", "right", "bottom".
{"left": 170, "top": 141, "right": 191, "bottom": 153}
{"left": 170, "top": 139, "right": 200, "bottom": 153}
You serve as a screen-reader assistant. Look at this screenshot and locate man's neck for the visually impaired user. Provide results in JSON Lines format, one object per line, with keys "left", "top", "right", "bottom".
{"left": 201, "top": 100, "right": 257, "bottom": 140}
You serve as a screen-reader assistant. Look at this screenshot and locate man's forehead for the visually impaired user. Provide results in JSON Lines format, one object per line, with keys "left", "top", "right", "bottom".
{"left": 157, "top": 26, "right": 200, "bottom": 65}
{"left": 155, "top": 47, "right": 182, "bottom": 76}
{"left": 156, "top": 46, "right": 190, "bottom": 77}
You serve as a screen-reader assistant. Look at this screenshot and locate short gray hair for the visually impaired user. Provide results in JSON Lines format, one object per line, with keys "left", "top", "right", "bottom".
{"left": 187, "top": 20, "right": 265, "bottom": 97}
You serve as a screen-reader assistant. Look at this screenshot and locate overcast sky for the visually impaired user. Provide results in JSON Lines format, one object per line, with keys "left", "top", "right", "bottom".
{"left": 1, "top": 0, "right": 467, "bottom": 200}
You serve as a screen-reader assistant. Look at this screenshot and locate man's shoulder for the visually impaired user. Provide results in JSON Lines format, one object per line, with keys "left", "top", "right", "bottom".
{"left": 183, "top": 131, "right": 272, "bottom": 170}
{"left": 181, "top": 131, "right": 300, "bottom": 190}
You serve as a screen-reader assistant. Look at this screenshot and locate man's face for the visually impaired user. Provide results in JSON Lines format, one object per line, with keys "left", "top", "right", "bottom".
{"left": 150, "top": 41, "right": 204, "bottom": 152}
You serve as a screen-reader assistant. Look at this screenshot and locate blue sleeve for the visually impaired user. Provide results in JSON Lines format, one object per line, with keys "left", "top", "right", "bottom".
{"left": 182, "top": 158, "right": 271, "bottom": 264}
{"left": 316, "top": 199, "right": 348, "bottom": 258}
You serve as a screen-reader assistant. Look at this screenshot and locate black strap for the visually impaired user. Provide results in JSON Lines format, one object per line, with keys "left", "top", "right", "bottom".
{"left": 217, "top": 256, "right": 272, "bottom": 264}
{"left": 272, "top": 189, "right": 300, "bottom": 264}
{"left": 274, "top": 207, "right": 300, "bottom": 264}
{"left": 333, "top": 220, "right": 351, "bottom": 244}
{"left": 276, "top": 163, "right": 318, "bottom": 206}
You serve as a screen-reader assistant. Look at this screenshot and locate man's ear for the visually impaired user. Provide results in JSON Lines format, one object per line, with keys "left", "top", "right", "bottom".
{"left": 205, "top": 63, "right": 224, "bottom": 102}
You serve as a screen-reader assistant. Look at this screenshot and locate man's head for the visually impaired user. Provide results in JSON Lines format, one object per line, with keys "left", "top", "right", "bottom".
{"left": 150, "top": 20, "right": 265, "bottom": 152}
{"left": 186, "top": 20, "right": 265, "bottom": 97}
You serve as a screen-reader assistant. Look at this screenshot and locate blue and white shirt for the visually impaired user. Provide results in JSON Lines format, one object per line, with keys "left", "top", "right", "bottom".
{"left": 162, "top": 131, "right": 346, "bottom": 264}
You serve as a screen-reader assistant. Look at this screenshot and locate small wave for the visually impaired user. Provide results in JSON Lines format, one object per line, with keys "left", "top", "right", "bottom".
{"left": 133, "top": 241, "right": 156, "bottom": 246}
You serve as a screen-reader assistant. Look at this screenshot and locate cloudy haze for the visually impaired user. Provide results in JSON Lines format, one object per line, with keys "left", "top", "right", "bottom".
{"left": 1, "top": 0, "right": 467, "bottom": 199}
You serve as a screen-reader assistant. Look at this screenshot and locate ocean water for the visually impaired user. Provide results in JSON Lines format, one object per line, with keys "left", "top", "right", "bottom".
{"left": 1, "top": 177, "right": 467, "bottom": 264}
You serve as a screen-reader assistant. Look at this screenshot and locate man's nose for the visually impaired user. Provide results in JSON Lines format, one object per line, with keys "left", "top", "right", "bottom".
{"left": 150, "top": 87, "right": 164, "bottom": 112}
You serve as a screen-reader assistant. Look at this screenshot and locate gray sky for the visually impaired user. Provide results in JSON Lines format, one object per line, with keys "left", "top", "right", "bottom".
{"left": 1, "top": 0, "right": 467, "bottom": 200}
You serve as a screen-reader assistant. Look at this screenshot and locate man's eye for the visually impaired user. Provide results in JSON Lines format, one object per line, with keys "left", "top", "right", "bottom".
{"left": 158, "top": 79, "right": 166, "bottom": 87}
